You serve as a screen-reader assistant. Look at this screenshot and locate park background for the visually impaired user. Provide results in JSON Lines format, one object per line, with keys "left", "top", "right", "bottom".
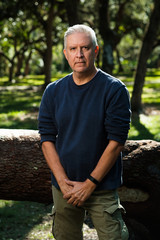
{"left": 0, "top": 0, "right": 160, "bottom": 239}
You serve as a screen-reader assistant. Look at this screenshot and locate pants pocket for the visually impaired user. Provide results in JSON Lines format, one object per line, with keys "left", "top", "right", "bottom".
{"left": 104, "top": 205, "right": 129, "bottom": 240}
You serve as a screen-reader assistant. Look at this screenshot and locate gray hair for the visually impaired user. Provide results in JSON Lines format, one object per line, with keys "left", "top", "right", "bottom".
{"left": 64, "top": 24, "right": 98, "bottom": 49}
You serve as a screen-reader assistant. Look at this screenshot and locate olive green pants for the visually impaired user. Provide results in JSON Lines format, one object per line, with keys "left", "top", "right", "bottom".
{"left": 51, "top": 185, "right": 129, "bottom": 240}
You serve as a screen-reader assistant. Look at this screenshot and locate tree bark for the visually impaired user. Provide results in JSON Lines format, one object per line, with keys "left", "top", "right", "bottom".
{"left": 0, "top": 129, "right": 160, "bottom": 239}
{"left": 131, "top": 0, "right": 160, "bottom": 113}
{"left": 97, "top": 0, "right": 114, "bottom": 74}
{"left": 0, "top": 129, "right": 52, "bottom": 203}
{"left": 43, "top": 2, "right": 54, "bottom": 87}
{"left": 97, "top": 0, "right": 122, "bottom": 74}
{"left": 120, "top": 140, "right": 160, "bottom": 239}
{"left": 116, "top": 48, "right": 124, "bottom": 73}
{"left": 15, "top": 53, "right": 24, "bottom": 76}
{"left": 24, "top": 50, "right": 32, "bottom": 76}
{"left": 9, "top": 61, "right": 14, "bottom": 82}
{"left": 64, "top": 0, "right": 80, "bottom": 26}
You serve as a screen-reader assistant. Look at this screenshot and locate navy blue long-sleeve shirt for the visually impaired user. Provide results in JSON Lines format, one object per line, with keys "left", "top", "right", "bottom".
{"left": 38, "top": 69, "right": 131, "bottom": 190}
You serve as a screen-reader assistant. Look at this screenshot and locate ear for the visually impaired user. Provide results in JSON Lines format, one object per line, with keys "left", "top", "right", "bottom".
{"left": 95, "top": 46, "right": 99, "bottom": 57}
{"left": 63, "top": 49, "right": 68, "bottom": 60}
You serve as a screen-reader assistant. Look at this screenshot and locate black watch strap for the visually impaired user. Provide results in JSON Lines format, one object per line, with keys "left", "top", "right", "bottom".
{"left": 88, "top": 175, "right": 99, "bottom": 185}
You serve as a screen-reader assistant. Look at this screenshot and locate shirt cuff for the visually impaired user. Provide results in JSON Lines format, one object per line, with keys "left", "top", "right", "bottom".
{"left": 107, "top": 133, "right": 127, "bottom": 145}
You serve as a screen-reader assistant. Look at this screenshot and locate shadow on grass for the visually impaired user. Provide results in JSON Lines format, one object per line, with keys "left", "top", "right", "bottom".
{"left": 0, "top": 116, "right": 38, "bottom": 130}
{"left": 0, "top": 201, "right": 52, "bottom": 240}
{"left": 130, "top": 114, "right": 154, "bottom": 140}
{"left": 0, "top": 88, "right": 42, "bottom": 114}
{"left": 0, "top": 87, "right": 42, "bottom": 130}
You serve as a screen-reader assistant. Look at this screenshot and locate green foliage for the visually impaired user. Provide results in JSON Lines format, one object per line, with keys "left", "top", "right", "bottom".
{"left": 0, "top": 0, "right": 156, "bottom": 80}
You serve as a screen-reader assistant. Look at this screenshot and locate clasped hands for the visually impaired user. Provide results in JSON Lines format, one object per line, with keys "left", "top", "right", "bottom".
{"left": 63, "top": 179, "right": 96, "bottom": 207}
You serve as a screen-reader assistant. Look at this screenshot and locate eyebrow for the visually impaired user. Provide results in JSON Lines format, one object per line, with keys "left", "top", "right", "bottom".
{"left": 69, "top": 43, "right": 92, "bottom": 48}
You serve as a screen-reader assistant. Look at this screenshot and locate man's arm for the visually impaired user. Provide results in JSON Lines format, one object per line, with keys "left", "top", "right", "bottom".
{"left": 63, "top": 140, "right": 124, "bottom": 206}
{"left": 89, "top": 139, "right": 124, "bottom": 182}
{"left": 42, "top": 141, "right": 73, "bottom": 195}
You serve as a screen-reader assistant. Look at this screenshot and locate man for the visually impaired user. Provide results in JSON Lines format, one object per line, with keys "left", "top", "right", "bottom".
{"left": 38, "top": 24, "right": 131, "bottom": 240}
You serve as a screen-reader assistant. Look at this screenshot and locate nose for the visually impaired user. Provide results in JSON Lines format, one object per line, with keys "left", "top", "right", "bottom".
{"left": 76, "top": 48, "right": 83, "bottom": 57}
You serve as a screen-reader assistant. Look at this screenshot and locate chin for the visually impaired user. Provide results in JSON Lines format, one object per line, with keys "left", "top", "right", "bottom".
{"left": 75, "top": 69, "right": 88, "bottom": 74}
{"left": 74, "top": 66, "right": 88, "bottom": 71}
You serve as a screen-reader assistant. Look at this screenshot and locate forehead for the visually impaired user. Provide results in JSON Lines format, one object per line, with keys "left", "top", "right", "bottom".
{"left": 66, "top": 32, "right": 92, "bottom": 47}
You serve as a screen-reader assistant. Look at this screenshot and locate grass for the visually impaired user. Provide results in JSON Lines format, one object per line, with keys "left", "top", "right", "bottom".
{"left": 129, "top": 114, "right": 160, "bottom": 141}
{"left": 0, "top": 86, "right": 42, "bottom": 129}
{"left": 0, "top": 200, "right": 97, "bottom": 240}
{"left": 0, "top": 73, "right": 67, "bottom": 87}
{"left": 0, "top": 200, "right": 54, "bottom": 240}
{"left": 0, "top": 70, "right": 160, "bottom": 239}
{"left": 117, "top": 69, "right": 160, "bottom": 141}
{"left": 0, "top": 70, "right": 160, "bottom": 140}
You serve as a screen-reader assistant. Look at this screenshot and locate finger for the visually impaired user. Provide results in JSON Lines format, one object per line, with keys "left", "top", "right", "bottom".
{"left": 65, "top": 179, "right": 75, "bottom": 186}
{"left": 74, "top": 199, "right": 84, "bottom": 207}
{"left": 69, "top": 198, "right": 82, "bottom": 207}
{"left": 63, "top": 192, "right": 71, "bottom": 199}
{"left": 70, "top": 199, "right": 78, "bottom": 206}
{"left": 67, "top": 196, "right": 76, "bottom": 205}
{"left": 77, "top": 201, "right": 83, "bottom": 207}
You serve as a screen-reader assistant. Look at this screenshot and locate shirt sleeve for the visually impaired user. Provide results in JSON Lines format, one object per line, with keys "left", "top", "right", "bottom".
{"left": 38, "top": 86, "right": 57, "bottom": 144}
{"left": 105, "top": 85, "right": 131, "bottom": 144}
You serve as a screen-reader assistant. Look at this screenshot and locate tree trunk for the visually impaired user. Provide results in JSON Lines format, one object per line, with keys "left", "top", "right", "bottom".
{"left": 24, "top": 50, "right": 32, "bottom": 76}
{"left": 9, "top": 61, "right": 14, "bottom": 82}
{"left": 64, "top": 0, "right": 80, "bottom": 26}
{"left": 102, "top": 39, "right": 114, "bottom": 74}
{"left": 43, "top": 2, "right": 54, "bottom": 87}
{"left": 116, "top": 48, "right": 124, "bottom": 73}
{"left": 0, "top": 129, "right": 160, "bottom": 239}
{"left": 15, "top": 53, "right": 24, "bottom": 76}
{"left": 97, "top": 0, "right": 120, "bottom": 74}
{"left": 131, "top": 0, "right": 160, "bottom": 113}
{"left": 97, "top": 0, "right": 113, "bottom": 74}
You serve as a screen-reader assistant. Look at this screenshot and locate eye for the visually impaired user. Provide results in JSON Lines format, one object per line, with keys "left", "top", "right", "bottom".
{"left": 70, "top": 47, "right": 76, "bottom": 51}
{"left": 83, "top": 46, "right": 89, "bottom": 50}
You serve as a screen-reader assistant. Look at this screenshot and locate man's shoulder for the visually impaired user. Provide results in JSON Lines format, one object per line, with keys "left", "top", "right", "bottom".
{"left": 99, "top": 69, "right": 124, "bottom": 87}
{"left": 98, "top": 70, "right": 125, "bottom": 95}
{"left": 47, "top": 73, "right": 71, "bottom": 90}
{"left": 44, "top": 74, "right": 72, "bottom": 98}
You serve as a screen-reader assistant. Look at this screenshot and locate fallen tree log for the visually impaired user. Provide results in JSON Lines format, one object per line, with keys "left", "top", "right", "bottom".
{"left": 0, "top": 129, "right": 52, "bottom": 203}
{"left": 0, "top": 129, "right": 160, "bottom": 239}
{"left": 120, "top": 140, "right": 160, "bottom": 240}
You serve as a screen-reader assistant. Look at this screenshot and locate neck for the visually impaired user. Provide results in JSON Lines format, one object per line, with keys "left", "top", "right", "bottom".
{"left": 73, "top": 67, "right": 98, "bottom": 85}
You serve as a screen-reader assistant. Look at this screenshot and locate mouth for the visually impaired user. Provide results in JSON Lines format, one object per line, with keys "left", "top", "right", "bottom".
{"left": 75, "top": 62, "right": 85, "bottom": 64}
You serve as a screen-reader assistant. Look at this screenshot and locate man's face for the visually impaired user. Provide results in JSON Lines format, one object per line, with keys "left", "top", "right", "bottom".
{"left": 63, "top": 32, "right": 99, "bottom": 74}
